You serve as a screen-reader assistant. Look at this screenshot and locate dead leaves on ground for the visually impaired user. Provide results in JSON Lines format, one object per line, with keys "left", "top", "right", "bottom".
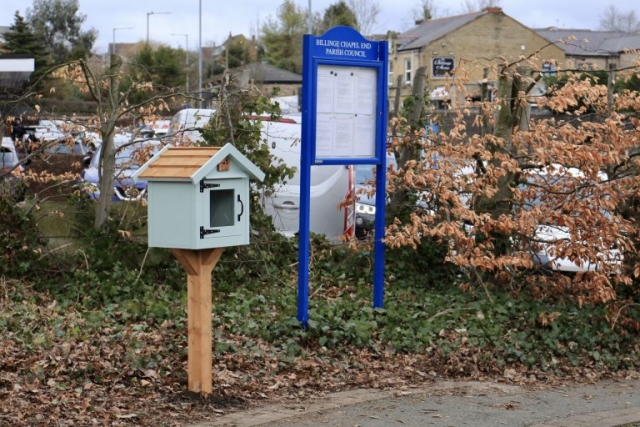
{"left": 1, "top": 280, "right": 638, "bottom": 426}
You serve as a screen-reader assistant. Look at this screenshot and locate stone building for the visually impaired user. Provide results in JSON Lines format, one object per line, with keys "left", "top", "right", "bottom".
{"left": 389, "top": 7, "right": 566, "bottom": 107}
{"left": 206, "top": 61, "right": 302, "bottom": 105}
{"left": 534, "top": 28, "right": 640, "bottom": 72}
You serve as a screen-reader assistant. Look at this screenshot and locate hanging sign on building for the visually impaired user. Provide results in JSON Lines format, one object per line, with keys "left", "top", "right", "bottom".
{"left": 432, "top": 57, "right": 455, "bottom": 77}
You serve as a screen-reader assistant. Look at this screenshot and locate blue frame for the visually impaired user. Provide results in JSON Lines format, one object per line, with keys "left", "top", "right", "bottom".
{"left": 309, "top": 60, "right": 386, "bottom": 165}
{"left": 298, "top": 26, "right": 389, "bottom": 326}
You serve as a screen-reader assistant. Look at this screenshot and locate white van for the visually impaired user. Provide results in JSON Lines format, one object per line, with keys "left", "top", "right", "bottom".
{"left": 166, "top": 108, "right": 216, "bottom": 146}
{"left": 165, "top": 108, "right": 354, "bottom": 240}
{"left": 260, "top": 117, "right": 354, "bottom": 241}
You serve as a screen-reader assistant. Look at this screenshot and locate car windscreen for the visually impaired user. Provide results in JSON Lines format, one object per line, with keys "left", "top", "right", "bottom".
{"left": 45, "top": 142, "right": 86, "bottom": 155}
{"left": 355, "top": 157, "right": 397, "bottom": 186}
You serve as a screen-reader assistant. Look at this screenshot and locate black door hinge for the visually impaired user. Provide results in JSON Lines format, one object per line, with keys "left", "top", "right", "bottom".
{"left": 200, "top": 226, "right": 220, "bottom": 239}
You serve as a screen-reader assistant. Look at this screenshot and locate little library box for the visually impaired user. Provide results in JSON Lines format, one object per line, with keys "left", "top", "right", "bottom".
{"left": 133, "top": 143, "right": 265, "bottom": 250}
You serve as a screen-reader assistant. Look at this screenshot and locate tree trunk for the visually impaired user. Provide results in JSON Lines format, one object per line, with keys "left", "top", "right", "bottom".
{"left": 473, "top": 66, "right": 533, "bottom": 255}
{"left": 93, "top": 56, "right": 123, "bottom": 230}
{"left": 94, "top": 127, "right": 117, "bottom": 229}
{"left": 389, "top": 66, "right": 427, "bottom": 213}
{"left": 392, "top": 74, "right": 402, "bottom": 118}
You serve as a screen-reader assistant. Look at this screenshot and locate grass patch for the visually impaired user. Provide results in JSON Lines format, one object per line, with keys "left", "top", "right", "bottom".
{"left": 29, "top": 198, "right": 149, "bottom": 246}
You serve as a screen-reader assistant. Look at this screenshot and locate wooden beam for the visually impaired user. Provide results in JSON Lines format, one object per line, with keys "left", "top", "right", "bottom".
{"left": 171, "top": 248, "right": 199, "bottom": 275}
{"left": 171, "top": 247, "right": 224, "bottom": 395}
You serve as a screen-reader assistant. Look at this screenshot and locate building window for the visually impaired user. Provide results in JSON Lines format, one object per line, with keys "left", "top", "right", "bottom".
{"left": 388, "top": 61, "right": 394, "bottom": 87}
{"left": 576, "top": 61, "right": 593, "bottom": 70}
{"left": 404, "top": 58, "right": 412, "bottom": 84}
{"left": 542, "top": 62, "right": 557, "bottom": 78}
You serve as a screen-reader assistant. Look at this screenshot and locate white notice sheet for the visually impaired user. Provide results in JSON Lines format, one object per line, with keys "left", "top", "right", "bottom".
{"left": 335, "top": 71, "right": 356, "bottom": 114}
{"left": 356, "top": 68, "right": 377, "bottom": 115}
{"left": 317, "top": 74, "right": 334, "bottom": 113}
{"left": 315, "top": 115, "right": 334, "bottom": 156}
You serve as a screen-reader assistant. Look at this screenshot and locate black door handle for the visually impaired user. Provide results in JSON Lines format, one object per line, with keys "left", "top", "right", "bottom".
{"left": 237, "top": 194, "right": 244, "bottom": 221}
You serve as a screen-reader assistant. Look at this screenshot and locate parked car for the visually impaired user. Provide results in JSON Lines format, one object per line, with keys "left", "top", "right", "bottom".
{"left": 353, "top": 153, "right": 447, "bottom": 239}
{"left": 519, "top": 166, "right": 623, "bottom": 274}
{"left": 43, "top": 137, "right": 90, "bottom": 156}
{"left": 0, "top": 137, "right": 26, "bottom": 200}
{"left": 81, "top": 138, "right": 162, "bottom": 201}
{"left": 166, "top": 108, "right": 216, "bottom": 146}
{"left": 454, "top": 164, "right": 623, "bottom": 274}
{"left": 75, "top": 130, "right": 102, "bottom": 152}
{"left": 354, "top": 154, "right": 397, "bottom": 239}
{"left": 531, "top": 223, "right": 623, "bottom": 273}
{"left": 150, "top": 119, "right": 171, "bottom": 138}
{"left": 24, "top": 119, "right": 84, "bottom": 144}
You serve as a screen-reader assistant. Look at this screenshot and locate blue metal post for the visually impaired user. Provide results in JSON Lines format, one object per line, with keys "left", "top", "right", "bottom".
{"left": 372, "top": 41, "right": 389, "bottom": 309}
{"left": 297, "top": 34, "right": 314, "bottom": 326}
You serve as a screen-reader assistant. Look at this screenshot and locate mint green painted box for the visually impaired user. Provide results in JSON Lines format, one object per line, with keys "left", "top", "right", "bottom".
{"left": 133, "top": 143, "right": 265, "bottom": 249}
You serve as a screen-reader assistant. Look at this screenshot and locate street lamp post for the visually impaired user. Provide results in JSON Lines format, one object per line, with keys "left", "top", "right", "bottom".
{"left": 172, "top": 33, "right": 190, "bottom": 93}
{"left": 198, "top": 0, "right": 202, "bottom": 108}
{"left": 146, "top": 11, "right": 172, "bottom": 44}
{"left": 112, "top": 27, "right": 133, "bottom": 57}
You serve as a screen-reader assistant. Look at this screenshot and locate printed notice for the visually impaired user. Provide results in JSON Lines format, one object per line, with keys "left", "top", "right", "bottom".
{"left": 334, "top": 117, "right": 355, "bottom": 156}
{"left": 317, "top": 72, "right": 334, "bottom": 113}
{"left": 356, "top": 68, "right": 377, "bottom": 114}
{"left": 314, "top": 64, "right": 378, "bottom": 160}
{"left": 315, "top": 115, "right": 334, "bottom": 155}
{"left": 335, "top": 71, "right": 356, "bottom": 114}
{"left": 354, "top": 116, "right": 376, "bottom": 157}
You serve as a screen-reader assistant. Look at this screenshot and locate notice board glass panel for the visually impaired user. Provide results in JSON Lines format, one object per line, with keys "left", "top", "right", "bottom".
{"left": 315, "top": 64, "right": 377, "bottom": 160}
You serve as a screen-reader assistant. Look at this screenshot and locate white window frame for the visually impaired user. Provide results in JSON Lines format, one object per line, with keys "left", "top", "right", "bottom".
{"left": 404, "top": 58, "right": 412, "bottom": 84}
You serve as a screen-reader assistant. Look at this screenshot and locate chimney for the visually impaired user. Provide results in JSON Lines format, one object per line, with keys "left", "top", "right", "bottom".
{"left": 485, "top": 7, "right": 502, "bottom": 13}
{"left": 415, "top": 19, "right": 424, "bottom": 26}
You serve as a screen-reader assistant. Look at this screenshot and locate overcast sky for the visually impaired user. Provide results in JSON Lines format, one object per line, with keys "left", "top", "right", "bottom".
{"left": 3, "top": 0, "right": 638, "bottom": 54}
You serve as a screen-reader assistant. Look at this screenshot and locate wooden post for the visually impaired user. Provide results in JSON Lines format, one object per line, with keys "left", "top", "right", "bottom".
{"left": 171, "top": 247, "right": 224, "bottom": 395}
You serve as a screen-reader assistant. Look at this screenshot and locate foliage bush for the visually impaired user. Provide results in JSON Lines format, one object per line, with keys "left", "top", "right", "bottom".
{"left": 385, "top": 236, "right": 462, "bottom": 287}
{"left": 26, "top": 195, "right": 183, "bottom": 318}
{"left": 0, "top": 197, "right": 47, "bottom": 279}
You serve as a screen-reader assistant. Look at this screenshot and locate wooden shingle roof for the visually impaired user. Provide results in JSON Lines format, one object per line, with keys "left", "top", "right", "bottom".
{"left": 133, "top": 143, "right": 265, "bottom": 183}
{"left": 137, "top": 147, "right": 221, "bottom": 179}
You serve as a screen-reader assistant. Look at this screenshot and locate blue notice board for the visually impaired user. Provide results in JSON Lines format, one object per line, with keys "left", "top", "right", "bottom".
{"left": 303, "top": 26, "right": 388, "bottom": 165}
{"left": 298, "top": 26, "right": 389, "bottom": 326}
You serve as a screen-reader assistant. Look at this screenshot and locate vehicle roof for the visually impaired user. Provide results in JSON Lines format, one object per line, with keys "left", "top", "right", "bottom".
{"left": 1, "top": 137, "right": 17, "bottom": 150}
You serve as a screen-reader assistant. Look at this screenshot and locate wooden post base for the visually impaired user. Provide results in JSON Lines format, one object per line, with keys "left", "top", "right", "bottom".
{"left": 171, "top": 248, "right": 224, "bottom": 395}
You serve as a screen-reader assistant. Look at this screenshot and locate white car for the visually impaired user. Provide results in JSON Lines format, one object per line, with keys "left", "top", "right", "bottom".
{"left": 519, "top": 165, "right": 622, "bottom": 274}
{"left": 1, "top": 137, "right": 26, "bottom": 200}
{"left": 166, "top": 108, "right": 216, "bottom": 146}
{"left": 532, "top": 224, "right": 623, "bottom": 273}
{"left": 404, "top": 160, "right": 622, "bottom": 275}
{"left": 164, "top": 109, "right": 354, "bottom": 240}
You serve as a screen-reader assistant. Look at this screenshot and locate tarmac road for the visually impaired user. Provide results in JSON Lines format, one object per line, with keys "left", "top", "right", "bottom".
{"left": 190, "top": 379, "right": 640, "bottom": 427}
